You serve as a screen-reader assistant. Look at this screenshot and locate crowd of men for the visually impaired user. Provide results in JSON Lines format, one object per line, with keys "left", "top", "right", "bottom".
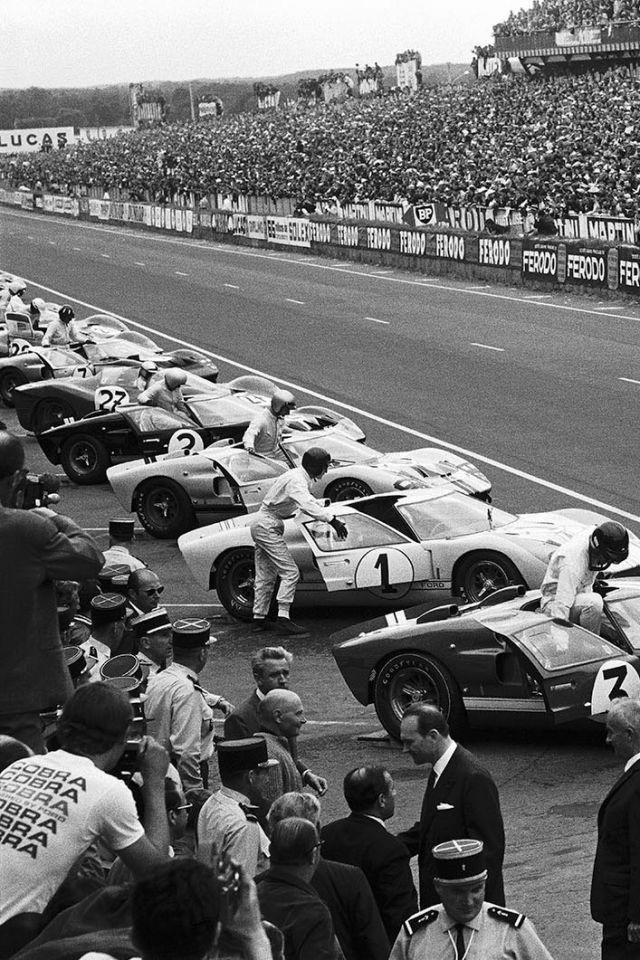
{"left": 4, "top": 68, "right": 640, "bottom": 220}
{"left": 494, "top": 0, "right": 634, "bottom": 36}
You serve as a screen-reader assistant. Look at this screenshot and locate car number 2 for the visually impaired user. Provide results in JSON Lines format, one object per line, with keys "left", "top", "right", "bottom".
{"left": 168, "top": 429, "right": 204, "bottom": 456}
{"left": 590, "top": 659, "right": 640, "bottom": 716}
{"left": 94, "top": 386, "right": 130, "bottom": 412}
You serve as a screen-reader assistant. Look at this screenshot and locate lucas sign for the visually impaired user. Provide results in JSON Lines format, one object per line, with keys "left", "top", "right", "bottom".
{"left": 0, "top": 128, "right": 75, "bottom": 155}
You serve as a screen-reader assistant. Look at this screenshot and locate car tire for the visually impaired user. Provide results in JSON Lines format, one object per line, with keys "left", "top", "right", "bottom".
{"left": 134, "top": 479, "right": 196, "bottom": 540}
{"left": 0, "top": 369, "right": 27, "bottom": 407}
{"left": 60, "top": 434, "right": 111, "bottom": 485}
{"left": 373, "top": 652, "right": 465, "bottom": 741}
{"left": 33, "top": 399, "right": 75, "bottom": 434}
{"left": 325, "top": 478, "right": 373, "bottom": 501}
{"left": 215, "top": 548, "right": 255, "bottom": 621}
{"left": 454, "top": 551, "right": 524, "bottom": 603}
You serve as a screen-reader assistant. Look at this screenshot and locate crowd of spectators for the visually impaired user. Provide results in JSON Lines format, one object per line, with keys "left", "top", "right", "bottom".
{"left": 3, "top": 67, "right": 640, "bottom": 219}
{"left": 494, "top": 0, "right": 618, "bottom": 37}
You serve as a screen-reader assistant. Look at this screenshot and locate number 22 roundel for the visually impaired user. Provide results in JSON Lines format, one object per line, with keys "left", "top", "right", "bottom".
{"left": 590, "top": 659, "right": 640, "bottom": 716}
{"left": 354, "top": 548, "right": 415, "bottom": 599}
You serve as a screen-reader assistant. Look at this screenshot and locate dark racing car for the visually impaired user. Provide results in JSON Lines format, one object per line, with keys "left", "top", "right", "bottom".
{"left": 331, "top": 580, "right": 640, "bottom": 740}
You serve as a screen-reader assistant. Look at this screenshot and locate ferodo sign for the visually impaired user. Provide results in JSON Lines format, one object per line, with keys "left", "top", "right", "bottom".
{"left": 478, "top": 237, "right": 511, "bottom": 268}
{"left": 617, "top": 247, "right": 640, "bottom": 293}
{"left": 522, "top": 240, "right": 559, "bottom": 280}
{"left": 398, "top": 230, "right": 427, "bottom": 256}
{"left": 564, "top": 247, "right": 608, "bottom": 288}
{"left": 434, "top": 233, "right": 465, "bottom": 261}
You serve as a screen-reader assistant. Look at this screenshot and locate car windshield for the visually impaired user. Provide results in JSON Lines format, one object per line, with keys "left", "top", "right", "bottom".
{"left": 188, "top": 394, "right": 250, "bottom": 425}
{"left": 284, "top": 433, "right": 380, "bottom": 466}
{"left": 36, "top": 348, "right": 90, "bottom": 376}
{"left": 211, "top": 451, "right": 287, "bottom": 483}
{"left": 125, "top": 408, "right": 190, "bottom": 431}
{"left": 606, "top": 595, "right": 640, "bottom": 652}
{"left": 398, "top": 494, "right": 515, "bottom": 540}
{"left": 514, "top": 621, "right": 621, "bottom": 671}
{"left": 83, "top": 340, "right": 149, "bottom": 361}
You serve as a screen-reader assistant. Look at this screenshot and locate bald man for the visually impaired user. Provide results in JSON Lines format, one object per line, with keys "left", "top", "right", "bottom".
{"left": 256, "top": 689, "right": 327, "bottom": 807}
{"left": 0, "top": 431, "right": 104, "bottom": 750}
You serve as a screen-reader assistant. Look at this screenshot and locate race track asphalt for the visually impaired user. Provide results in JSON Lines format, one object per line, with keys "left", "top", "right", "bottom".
{"left": 2, "top": 206, "right": 637, "bottom": 958}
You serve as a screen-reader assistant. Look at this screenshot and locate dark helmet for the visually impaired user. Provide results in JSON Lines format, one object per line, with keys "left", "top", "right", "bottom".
{"left": 590, "top": 521, "right": 629, "bottom": 569}
{"left": 302, "top": 447, "right": 331, "bottom": 479}
{"left": 59, "top": 305, "right": 75, "bottom": 323}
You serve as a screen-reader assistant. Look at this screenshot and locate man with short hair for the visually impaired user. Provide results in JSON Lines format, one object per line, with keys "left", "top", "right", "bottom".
{"left": 0, "top": 683, "right": 169, "bottom": 955}
{"left": 591, "top": 698, "right": 640, "bottom": 959}
{"left": 81, "top": 592, "right": 128, "bottom": 679}
{"left": 256, "top": 689, "right": 327, "bottom": 805}
{"left": 398, "top": 704, "right": 505, "bottom": 909}
{"left": 127, "top": 568, "right": 165, "bottom": 617}
{"left": 132, "top": 607, "right": 173, "bottom": 676}
{"left": 256, "top": 817, "right": 342, "bottom": 960}
{"left": 321, "top": 765, "right": 417, "bottom": 941}
{"left": 224, "top": 645, "right": 293, "bottom": 739}
{"left": 101, "top": 517, "right": 146, "bottom": 572}
{"left": 389, "top": 839, "right": 553, "bottom": 959}
{"left": 197, "top": 737, "right": 276, "bottom": 877}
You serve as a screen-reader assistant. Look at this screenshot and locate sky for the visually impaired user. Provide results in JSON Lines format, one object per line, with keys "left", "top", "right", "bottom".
{"left": 7, "top": 0, "right": 520, "bottom": 89}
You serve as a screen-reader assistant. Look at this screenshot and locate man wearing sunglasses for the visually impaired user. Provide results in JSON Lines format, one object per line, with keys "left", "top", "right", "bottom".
{"left": 127, "top": 568, "right": 165, "bottom": 618}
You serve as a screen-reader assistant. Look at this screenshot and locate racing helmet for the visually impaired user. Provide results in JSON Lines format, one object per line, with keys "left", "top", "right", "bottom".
{"left": 8, "top": 280, "right": 26, "bottom": 295}
{"left": 30, "top": 298, "right": 46, "bottom": 313}
{"left": 270, "top": 389, "right": 296, "bottom": 417}
{"left": 59, "top": 305, "right": 75, "bottom": 323}
{"left": 164, "top": 368, "right": 187, "bottom": 390}
{"left": 589, "top": 521, "right": 629, "bottom": 570}
{"left": 302, "top": 447, "right": 332, "bottom": 479}
{"left": 140, "top": 360, "right": 158, "bottom": 375}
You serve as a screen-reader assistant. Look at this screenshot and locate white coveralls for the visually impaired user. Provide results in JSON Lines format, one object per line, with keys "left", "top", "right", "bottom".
{"left": 243, "top": 407, "right": 287, "bottom": 460}
{"left": 41, "top": 318, "right": 70, "bottom": 346}
{"left": 250, "top": 466, "right": 334, "bottom": 618}
{"left": 539, "top": 528, "right": 603, "bottom": 634}
{"left": 138, "top": 380, "right": 186, "bottom": 414}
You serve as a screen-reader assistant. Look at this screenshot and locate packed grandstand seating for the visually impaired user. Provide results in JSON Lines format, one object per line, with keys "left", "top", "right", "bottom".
{"left": 3, "top": 68, "right": 640, "bottom": 220}
{"left": 494, "top": 0, "right": 635, "bottom": 37}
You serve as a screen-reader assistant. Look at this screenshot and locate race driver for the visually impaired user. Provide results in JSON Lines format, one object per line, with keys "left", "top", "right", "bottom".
{"left": 249, "top": 447, "right": 348, "bottom": 636}
{"left": 539, "top": 521, "right": 629, "bottom": 633}
{"left": 243, "top": 388, "right": 295, "bottom": 461}
{"left": 139, "top": 368, "right": 190, "bottom": 417}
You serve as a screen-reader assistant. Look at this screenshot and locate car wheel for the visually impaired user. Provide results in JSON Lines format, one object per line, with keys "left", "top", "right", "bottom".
{"left": 60, "top": 434, "right": 111, "bottom": 485}
{"left": 134, "top": 479, "right": 196, "bottom": 540}
{"left": 325, "top": 478, "right": 373, "bottom": 501}
{"left": 454, "top": 552, "right": 524, "bottom": 603}
{"left": 33, "top": 399, "right": 75, "bottom": 434}
{"left": 373, "top": 652, "right": 465, "bottom": 741}
{"left": 215, "top": 548, "right": 255, "bottom": 621}
{"left": 0, "top": 370, "right": 27, "bottom": 407}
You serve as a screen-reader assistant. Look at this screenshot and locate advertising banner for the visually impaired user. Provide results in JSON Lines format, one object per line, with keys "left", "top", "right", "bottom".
{"left": 564, "top": 246, "right": 608, "bottom": 288}
{"left": 586, "top": 215, "right": 635, "bottom": 245}
{"left": 432, "top": 232, "right": 468, "bottom": 261}
{"left": 478, "top": 236, "right": 514, "bottom": 268}
{"left": 522, "top": 239, "right": 561, "bottom": 280}
{"left": 247, "top": 215, "right": 267, "bottom": 240}
{"left": 371, "top": 201, "right": 404, "bottom": 225}
{"left": 398, "top": 229, "right": 428, "bottom": 256}
{"left": 308, "top": 221, "right": 332, "bottom": 244}
{"left": 335, "top": 224, "right": 359, "bottom": 247}
{"left": 616, "top": 247, "right": 640, "bottom": 293}
{"left": 0, "top": 127, "right": 75, "bottom": 154}
{"left": 404, "top": 202, "right": 447, "bottom": 228}
{"left": 266, "top": 217, "right": 310, "bottom": 247}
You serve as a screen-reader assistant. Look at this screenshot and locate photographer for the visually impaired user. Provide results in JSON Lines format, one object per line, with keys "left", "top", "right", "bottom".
{"left": 0, "top": 682, "right": 170, "bottom": 957}
{"left": 0, "top": 431, "right": 104, "bottom": 752}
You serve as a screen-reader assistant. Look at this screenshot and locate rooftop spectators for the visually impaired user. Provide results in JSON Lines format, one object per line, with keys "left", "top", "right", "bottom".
{"left": 494, "top": 0, "right": 621, "bottom": 38}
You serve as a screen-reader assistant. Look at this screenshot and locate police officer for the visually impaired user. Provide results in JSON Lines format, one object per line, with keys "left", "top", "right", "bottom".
{"left": 243, "top": 389, "right": 296, "bottom": 460}
{"left": 138, "top": 367, "right": 190, "bottom": 416}
{"left": 196, "top": 737, "right": 277, "bottom": 878}
{"left": 80, "top": 593, "right": 128, "bottom": 680}
{"left": 540, "top": 521, "right": 629, "bottom": 634}
{"left": 102, "top": 518, "right": 146, "bottom": 572}
{"left": 132, "top": 607, "right": 173, "bottom": 676}
{"left": 144, "top": 618, "right": 234, "bottom": 790}
{"left": 390, "top": 839, "right": 554, "bottom": 959}
{"left": 249, "top": 446, "right": 348, "bottom": 636}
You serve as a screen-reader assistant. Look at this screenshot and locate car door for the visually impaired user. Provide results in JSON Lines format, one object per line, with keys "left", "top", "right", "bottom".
{"left": 209, "top": 450, "right": 289, "bottom": 512}
{"left": 124, "top": 407, "right": 201, "bottom": 459}
{"left": 298, "top": 512, "right": 432, "bottom": 594}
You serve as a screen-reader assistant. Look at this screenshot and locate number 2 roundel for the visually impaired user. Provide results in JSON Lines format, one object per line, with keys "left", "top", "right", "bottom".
{"left": 591, "top": 659, "right": 640, "bottom": 716}
{"left": 354, "top": 548, "right": 414, "bottom": 599}
{"left": 168, "top": 429, "right": 204, "bottom": 456}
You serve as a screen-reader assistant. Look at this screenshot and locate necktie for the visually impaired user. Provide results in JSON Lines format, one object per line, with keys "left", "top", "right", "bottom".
{"left": 455, "top": 924, "right": 466, "bottom": 959}
{"left": 426, "top": 766, "right": 437, "bottom": 794}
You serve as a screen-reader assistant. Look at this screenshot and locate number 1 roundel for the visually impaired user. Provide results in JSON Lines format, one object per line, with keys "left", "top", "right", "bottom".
{"left": 354, "top": 548, "right": 415, "bottom": 599}
{"left": 591, "top": 659, "right": 640, "bottom": 716}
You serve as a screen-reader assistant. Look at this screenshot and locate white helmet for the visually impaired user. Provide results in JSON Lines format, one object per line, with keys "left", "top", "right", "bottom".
{"left": 30, "top": 298, "right": 46, "bottom": 313}
{"left": 270, "top": 389, "right": 296, "bottom": 417}
{"left": 8, "top": 280, "right": 26, "bottom": 295}
{"left": 140, "top": 360, "right": 159, "bottom": 375}
{"left": 164, "top": 368, "right": 187, "bottom": 390}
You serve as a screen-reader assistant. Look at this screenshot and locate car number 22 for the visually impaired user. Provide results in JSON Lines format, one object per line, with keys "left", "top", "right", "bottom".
{"left": 590, "top": 659, "right": 640, "bottom": 716}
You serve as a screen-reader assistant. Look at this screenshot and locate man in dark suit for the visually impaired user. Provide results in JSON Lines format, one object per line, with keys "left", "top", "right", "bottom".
{"left": 397, "top": 703, "right": 505, "bottom": 908}
{"left": 321, "top": 765, "right": 417, "bottom": 942}
{"left": 591, "top": 697, "right": 640, "bottom": 959}
{"left": 224, "top": 645, "right": 293, "bottom": 739}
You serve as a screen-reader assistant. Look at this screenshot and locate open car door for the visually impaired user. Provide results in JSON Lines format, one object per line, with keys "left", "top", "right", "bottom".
{"left": 207, "top": 449, "right": 288, "bottom": 513}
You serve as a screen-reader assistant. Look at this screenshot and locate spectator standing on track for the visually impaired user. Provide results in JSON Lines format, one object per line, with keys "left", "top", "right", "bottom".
{"left": 321, "top": 765, "right": 418, "bottom": 942}
{"left": 101, "top": 517, "right": 146, "bottom": 572}
{"left": 243, "top": 389, "right": 296, "bottom": 460}
{"left": 591, "top": 698, "right": 640, "bottom": 960}
{"left": 224, "top": 645, "right": 293, "bottom": 740}
{"left": 0, "top": 430, "right": 103, "bottom": 751}
{"left": 398, "top": 704, "right": 505, "bottom": 909}
{"left": 249, "top": 447, "right": 347, "bottom": 637}
{"left": 256, "top": 689, "right": 327, "bottom": 807}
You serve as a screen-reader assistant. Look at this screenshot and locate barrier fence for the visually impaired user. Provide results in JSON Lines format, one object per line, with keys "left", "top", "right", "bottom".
{"left": 3, "top": 185, "right": 640, "bottom": 297}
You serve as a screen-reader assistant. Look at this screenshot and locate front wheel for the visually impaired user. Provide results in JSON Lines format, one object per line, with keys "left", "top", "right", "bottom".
{"left": 325, "top": 478, "right": 373, "bottom": 502}
{"left": 454, "top": 552, "right": 524, "bottom": 603}
{"left": 60, "top": 434, "right": 111, "bottom": 485}
{"left": 373, "top": 652, "right": 465, "bottom": 741}
{"left": 134, "top": 479, "right": 196, "bottom": 539}
{"left": 0, "top": 369, "right": 27, "bottom": 407}
{"left": 215, "top": 548, "right": 255, "bottom": 621}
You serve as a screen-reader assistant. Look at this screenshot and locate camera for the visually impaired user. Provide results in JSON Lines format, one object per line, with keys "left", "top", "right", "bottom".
{"left": 12, "top": 471, "right": 60, "bottom": 509}
{"left": 105, "top": 674, "right": 147, "bottom": 783}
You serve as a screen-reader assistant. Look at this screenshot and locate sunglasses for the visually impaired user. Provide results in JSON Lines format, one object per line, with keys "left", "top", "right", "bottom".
{"left": 144, "top": 585, "right": 165, "bottom": 596}
{"left": 175, "top": 802, "right": 192, "bottom": 812}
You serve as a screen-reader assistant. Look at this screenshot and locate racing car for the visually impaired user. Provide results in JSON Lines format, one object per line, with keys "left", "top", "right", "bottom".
{"left": 107, "top": 428, "right": 490, "bottom": 538}
{"left": 330, "top": 579, "right": 640, "bottom": 740}
{"left": 177, "top": 486, "right": 640, "bottom": 620}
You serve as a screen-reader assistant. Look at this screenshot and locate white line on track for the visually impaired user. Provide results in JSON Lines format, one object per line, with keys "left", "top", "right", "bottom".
{"left": 134, "top": 261, "right": 145, "bottom": 266}
{"left": 27, "top": 235, "right": 33, "bottom": 240}
{"left": 285, "top": 298, "right": 305, "bottom": 305}
{"left": 100, "top": 253, "right": 110, "bottom": 259}
{"left": 619, "top": 377, "right": 640, "bottom": 385}
{"left": 175, "top": 270, "right": 189, "bottom": 276}
{"left": 523, "top": 293, "right": 552, "bottom": 299}
{"left": 72, "top": 247, "right": 81, "bottom": 252}
{"left": 470, "top": 342, "right": 505, "bottom": 352}
{"left": 365, "top": 316, "right": 390, "bottom": 325}
{"left": 19, "top": 274, "right": 640, "bottom": 524}
{"left": 596, "top": 305, "right": 624, "bottom": 311}
{"left": 224, "top": 283, "right": 239, "bottom": 289}
{"left": 48, "top": 241, "right": 56, "bottom": 245}
{"left": 467, "top": 284, "right": 490, "bottom": 290}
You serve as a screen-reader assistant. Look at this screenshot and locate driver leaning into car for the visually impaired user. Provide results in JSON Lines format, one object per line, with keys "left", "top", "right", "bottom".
{"left": 249, "top": 446, "right": 348, "bottom": 637}
{"left": 539, "top": 521, "right": 629, "bottom": 634}
{"left": 41, "top": 304, "right": 90, "bottom": 346}
{"left": 243, "top": 388, "right": 295, "bottom": 461}
{"left": 138, "top": 368, "right": 191, "bottom": 417}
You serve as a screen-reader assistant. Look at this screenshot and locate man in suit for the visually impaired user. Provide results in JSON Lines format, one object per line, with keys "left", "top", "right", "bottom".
{"left": 397, "top": 703, "right": 505, "bottom": 908}
{"left": 224, "top": 645, "right": 293, "bottom": 739}
{"left": 0, "top": 431, "right": 104, "bottom": 751}
{"left": 321, "top": 765, "right": 418, "bottom": 942}
{"left": 591, "top": 697, "right": 640, "bottom": 959}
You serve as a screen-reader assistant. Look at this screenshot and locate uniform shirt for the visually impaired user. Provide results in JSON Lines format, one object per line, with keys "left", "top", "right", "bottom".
{"left": 137, "top": 652, "right": 162, "bottom": 677}
{"left": 196, "top": 786, "right": 270, "bottom": 878}
{"left": 260, "top": 466, "right": 333, "bottom": 522}
{"left": 539, "top": 529, "right": 596, "bottom": 620}
{"left": 41, "top": 318, "right": 70, "bottom": 346}
{"left": 101, "top": 544, "right": 146, "bottom": 572}
{"left": 389, "top": 902, "right": 554, "bottom": 960}
{"left": 138, "top": 381, "right": 185, "bottom": 413}
{"left": 243, "top": 408, "right": 284, "bottom": 457}
{"left": 144, "top": 662, "right": 214, "bottom": 791}
{"left": 80, "top": 636, "right": 111, "bottom": 681}
{"left": 0, "top": 750, "right": 143, "bottom": 923}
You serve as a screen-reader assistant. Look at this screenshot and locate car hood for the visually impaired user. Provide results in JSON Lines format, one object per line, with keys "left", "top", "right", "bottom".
{"left": 369, "top": 447, "right": 490, "bottom": 492}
